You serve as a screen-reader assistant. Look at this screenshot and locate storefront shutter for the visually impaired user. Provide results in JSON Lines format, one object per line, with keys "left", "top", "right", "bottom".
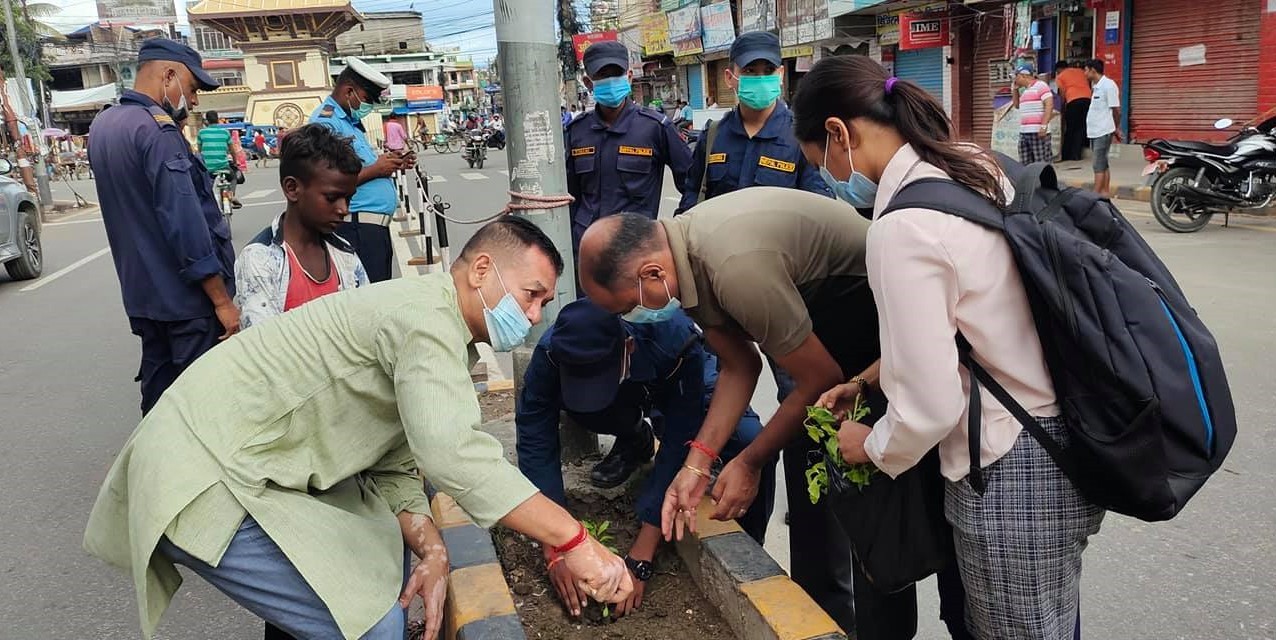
{"left": 1128, "top": 0, "right": 1259, "bottom": 142}
{"left": 972, "top": 17, "right": 1006, "bottom": 149}
{"left": 896, "top": 47, "right": 944, "bottom": 100}
{"left": 687, "top": 64, "right": 705, "bottom": 109}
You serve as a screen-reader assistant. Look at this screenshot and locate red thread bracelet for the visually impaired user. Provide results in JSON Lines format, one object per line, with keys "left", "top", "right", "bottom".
{"left": 685, "top": 440, "right": 721, "bottom": 462}
{"left": 551, "top": 521, "right": 588, "bottom": 555}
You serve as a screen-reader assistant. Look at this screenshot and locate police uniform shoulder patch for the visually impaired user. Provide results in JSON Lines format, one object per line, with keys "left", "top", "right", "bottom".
{"left": 634, "top": 106, "right": 670, "bottom": 126}
{"left": 146, "top": 105, "right": 177, "bottom": 129}
{"left": 318, "top": 105, "right": 336, "bottom": 118}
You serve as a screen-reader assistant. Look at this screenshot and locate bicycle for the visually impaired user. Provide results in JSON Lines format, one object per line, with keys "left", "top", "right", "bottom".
{"left": 432, "top": 131, "right": 464, "bottom": 154}
{"left": 214, "top": 170, "right": 235, "bottom": 229}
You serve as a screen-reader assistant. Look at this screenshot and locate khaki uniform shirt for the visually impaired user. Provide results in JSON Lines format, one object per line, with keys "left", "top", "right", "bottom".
{"left": 662, "top": 187, "right": 873, "bottom": 357}
{"left": 83, "top": 273, "right": 538, "bottom": 639}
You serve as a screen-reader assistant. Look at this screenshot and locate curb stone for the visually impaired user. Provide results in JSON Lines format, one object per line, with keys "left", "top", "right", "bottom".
{"left": 430, "top": 493, "right": 527, "bottom": 640}
{"left": 674, "top": 497, "right": 848, "bottom": 640}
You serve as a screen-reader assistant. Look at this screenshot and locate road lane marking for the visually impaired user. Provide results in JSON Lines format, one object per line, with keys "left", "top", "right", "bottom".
{"left": 20, "top": 247, "right": 110, "bottom": 292}
{"left": 460, "top": 173, "right": 488, "bottom": 180}
{"left": 242, "top": 200, "right": 286, "bottom": 209}
{"left": 499, "top": 169, "right": 509, "bottom": 176}
{"left": 44, "top": 218, "right": 103, "bottom": 227}
{"left": 663, "top": 196, "right": 680, "bottom": 202}
{"left": 427, "top": 175, "right": 448, "bottom": 183}
{"left": 241, "top": 189, "right": 275, "bottom": 199}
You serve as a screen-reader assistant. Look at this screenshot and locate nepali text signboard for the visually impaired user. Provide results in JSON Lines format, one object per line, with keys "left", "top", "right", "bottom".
{"left": 642, "top": 13, "right": 674, "bottom": 55}
{"left": 667, "top": 5, "right": 704, "bottom": 56}
{"left": 899, "top": 9, "right": 948, "bottom": 50}
{"left": 97, "top": 0, "right": 176, "bottom": 25}
{"left": 405, "top": 85, "right": 445, "bottom": 112}
{"left": 876, "top": 12, "right": 899, "bottom": 46}
{"left": 700, "top": 2, "right": 735, "bottom": 53}
{"left": 572, "top": 31, "right": 619, "bottom": 61}
{"left": 739, "top": 0, "right": 777, "bottom": 32}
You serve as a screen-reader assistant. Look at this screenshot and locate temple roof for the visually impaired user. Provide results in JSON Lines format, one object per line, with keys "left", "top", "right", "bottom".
{"left": 188, "top": 0, "right": 355, "bottom": 17}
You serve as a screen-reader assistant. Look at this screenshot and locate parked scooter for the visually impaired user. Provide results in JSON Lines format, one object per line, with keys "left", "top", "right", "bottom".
{"left": 1142, "top": 109, "right": 1276, "bottom": 232}
{"left": 463, "top": 129, "right": 488, "bottom": 169}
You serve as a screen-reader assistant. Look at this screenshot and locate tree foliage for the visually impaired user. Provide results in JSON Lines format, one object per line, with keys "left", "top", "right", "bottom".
{"left": 0, "top": 0, "right": 59, "bottom": 83}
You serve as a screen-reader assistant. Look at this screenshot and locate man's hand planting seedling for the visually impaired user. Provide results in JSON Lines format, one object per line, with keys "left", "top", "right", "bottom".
{"left": 582, "top": 520, "right": 619, "bottom": 620}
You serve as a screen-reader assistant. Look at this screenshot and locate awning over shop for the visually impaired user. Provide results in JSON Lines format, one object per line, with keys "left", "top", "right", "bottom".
{"left": 50, "top": 84, "right": 119, "bottom": 112}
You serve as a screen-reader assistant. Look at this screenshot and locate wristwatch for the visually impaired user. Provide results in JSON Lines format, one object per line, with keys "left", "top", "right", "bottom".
{"left": 625, "top": 556, "right": 654, "bottom": 582}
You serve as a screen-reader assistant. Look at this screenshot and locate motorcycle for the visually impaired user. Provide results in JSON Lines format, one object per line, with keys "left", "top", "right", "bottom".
{"left": 1142, "top": 109, "right": 1276, "bottom": 233}
{"left": 484, "top": 126, "right": 506, "bottom": 150}
{"left": 463, "top": 129, "right": 488, "bottom": 169}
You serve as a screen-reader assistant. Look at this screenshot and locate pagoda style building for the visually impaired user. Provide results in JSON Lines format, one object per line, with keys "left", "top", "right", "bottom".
{"left": 187, "top": 0, "right": 360, "bottom": 127}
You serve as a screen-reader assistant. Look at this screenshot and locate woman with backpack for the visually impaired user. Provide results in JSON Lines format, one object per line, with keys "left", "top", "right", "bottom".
{"left": 792, "top": 55, "right": 1104, "bottom": 639}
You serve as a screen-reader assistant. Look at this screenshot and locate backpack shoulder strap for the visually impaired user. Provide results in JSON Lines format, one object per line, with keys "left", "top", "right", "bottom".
{"left": 878, "top": 177, "right": 1005, "bottom": 229}
{"left": 696, "top": 119, "right": 720, "bottom": 205}
{"left": 1009, "top": 161, "right": 1059, "bottom": 213}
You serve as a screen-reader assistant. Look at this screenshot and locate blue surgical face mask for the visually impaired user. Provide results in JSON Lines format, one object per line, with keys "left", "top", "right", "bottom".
{"left": 592, "top": 76, "right": 632, "bottom": 109}
{"left": 347, "top": 93, "right": 374, "bottom": 121}
{"left": 478, "top": 263, "right": 532, "bottom": 352}
{"left": 622, "top": 277, "right": 681, "bottom": 324}
{"left": 819, "top": 132, "right": 879, "bottom": 208}
{"left": 736, "top": 73, "right": 782, "bottom": 110}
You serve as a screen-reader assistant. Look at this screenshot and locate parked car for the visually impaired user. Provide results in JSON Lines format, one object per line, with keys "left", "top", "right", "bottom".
{"left": 0, "top": 158, "right": 42, "bottom": 280}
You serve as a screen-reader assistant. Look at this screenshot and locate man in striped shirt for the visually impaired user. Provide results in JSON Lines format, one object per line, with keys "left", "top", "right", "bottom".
{"left": 1012, "top": 65, "right": 1054, "bottom": 165}
{"left": 197, "top": 110, "right": 241, "bottom": 208}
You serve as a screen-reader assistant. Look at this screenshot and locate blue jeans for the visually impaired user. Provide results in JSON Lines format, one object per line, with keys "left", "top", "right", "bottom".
{"left": 157, "top": 516, "right": 409, "bottom": 640}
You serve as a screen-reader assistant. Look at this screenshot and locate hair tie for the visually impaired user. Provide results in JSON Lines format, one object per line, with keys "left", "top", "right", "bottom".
{"left": 884, "top": 76, "right": 899, "bottom": 95}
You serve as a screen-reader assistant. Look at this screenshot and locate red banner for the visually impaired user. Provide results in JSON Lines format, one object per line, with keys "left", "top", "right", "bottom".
{"left": 572, "top": 31, "right": 619, "bottom": 61}
{"left": 899, "top": 11, "right": 949, "bottom": 50}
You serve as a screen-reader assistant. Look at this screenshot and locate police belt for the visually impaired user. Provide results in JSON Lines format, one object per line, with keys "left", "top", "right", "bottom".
{"left": 351, "top": 212, "right": 393, "bottom": 227}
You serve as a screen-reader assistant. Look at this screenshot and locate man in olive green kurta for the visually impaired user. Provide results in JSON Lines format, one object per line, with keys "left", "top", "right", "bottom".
{"left": 85, "top": 217, "right": 634, "bottom": 640}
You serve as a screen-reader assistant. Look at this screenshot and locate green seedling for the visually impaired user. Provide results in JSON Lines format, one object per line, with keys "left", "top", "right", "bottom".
{"left": 581, "top": 519, "right": 618, "bottom": 619}
{"left": 803, "top": 394, "right": 879, "bottom": 504}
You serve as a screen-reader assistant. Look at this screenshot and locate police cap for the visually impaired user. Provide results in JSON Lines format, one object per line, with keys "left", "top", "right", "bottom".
{"left": 550, "top": 298, "right": 627, "bottom": 413}
{"left": 583, "top": 41, "right": 630, "bottom": 78}
{"left": 138, "top": 38, "right": 219, "bottom": 91}
{"left": 730, "top": 31, "right": 782, "bottom": 69}
{"left": 342, "top": 57, "right": 392, "bottom": 103}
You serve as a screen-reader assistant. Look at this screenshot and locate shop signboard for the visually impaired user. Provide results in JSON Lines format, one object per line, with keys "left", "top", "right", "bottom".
{"left": 667, "top": 5, "right": 704, "bottom": 56}
{"left": 739, "top": 0, "right": 777, "bottom": 32}
{"left": 700, "top": 2, "right": 735, "bottom": 52}
{"left": 642, "top": 13, "right": 674, "bottom": 55}
{"left": 572, "top": 31, "right": 619, "bottom": 61}
{"left": 899, "top": 8, "right": 948, "bottom": 50}
{"left": 876, "top": 12, "right": 899, "bottom": 46}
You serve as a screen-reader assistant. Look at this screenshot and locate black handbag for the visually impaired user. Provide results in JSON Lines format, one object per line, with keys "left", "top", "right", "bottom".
{"left": 824, "top": 447, "right": 953, "bottom": 594}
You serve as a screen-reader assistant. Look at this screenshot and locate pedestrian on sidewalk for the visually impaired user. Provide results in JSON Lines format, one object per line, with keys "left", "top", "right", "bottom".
{"left": 516, "top": 299, "right": 774, "bottom": 619}
{"left": 1084, "top": 59, "right": 1122, "bottom": 198}
{"left": 1054, "top": 61, "right": 1092, "bottom": 161}
{"left": 1012, "top": 64, "right": 1055, "bottom": 165}
{"left": 234, "top": 124, "right": 369, "bottom": 330}
{"left": 794, "top": 54, "right": 1102, "bottom": 640}
{"left": 565, "top": 40, "right": 692, "bottom": 258}
{"left": 675, "top": 30, "right": 830, "bottom": 215}
{"left": 310, "top": 57, "right": 410, "bottom": 283}
{"left": 83, "top": 217, "right": 634, "bottom": 640}
{"left": 87, "top": 38, "right": 238, "bottom": 415}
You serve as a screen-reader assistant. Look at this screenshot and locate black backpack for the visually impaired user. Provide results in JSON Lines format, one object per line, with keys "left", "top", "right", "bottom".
{"left": 880, "top": 156, "right": 1236, "bottom": 522}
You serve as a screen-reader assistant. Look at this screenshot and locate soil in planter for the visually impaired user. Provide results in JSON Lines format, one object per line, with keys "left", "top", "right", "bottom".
{"left": 479, "top": 389, "right": 515, "bottom": 423}
{"left": 494, "top": 493, "right": 735, "bottom": 640}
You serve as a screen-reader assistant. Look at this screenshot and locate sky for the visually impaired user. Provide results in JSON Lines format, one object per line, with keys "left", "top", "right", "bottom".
{"left": 44, "top": 0, "right": 502, "bottom": 60}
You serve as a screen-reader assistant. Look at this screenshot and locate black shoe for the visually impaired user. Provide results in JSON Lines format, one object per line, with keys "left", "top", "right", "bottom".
{"left": 590, "top": 424, "right": 655, "bottom": 489}
{"left": 231, "top": 199, "right": 243, "bottom": 209}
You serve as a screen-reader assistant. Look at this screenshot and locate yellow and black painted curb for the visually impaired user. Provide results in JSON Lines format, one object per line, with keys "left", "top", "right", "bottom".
{"left": 430, "top": 492, "right": 527, "bottom": 640}
{"left": 674, "top": 497, "right": 848, "bottom": 640}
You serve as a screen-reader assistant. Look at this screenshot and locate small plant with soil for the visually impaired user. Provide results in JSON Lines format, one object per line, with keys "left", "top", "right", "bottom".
{"left": 582, "top": 519, "right": 618, "bottom": 621}
{"left": 804, "top": 394, "right": 878, "bottom": 504}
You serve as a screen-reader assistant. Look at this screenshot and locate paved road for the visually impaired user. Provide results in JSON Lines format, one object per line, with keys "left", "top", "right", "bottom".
{"left": 2, "top": 149, "right": 1273, "bottom": 638}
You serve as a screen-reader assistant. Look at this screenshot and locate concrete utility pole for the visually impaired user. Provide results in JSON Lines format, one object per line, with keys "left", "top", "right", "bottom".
{"left": 493, "top": 0, "right": 596, "bottom": 460}
{"left": 491, "top": 0, "right": 576, "bottom": 325}
{"left": 2, "top": 0, "right": 52, "bottom": 206}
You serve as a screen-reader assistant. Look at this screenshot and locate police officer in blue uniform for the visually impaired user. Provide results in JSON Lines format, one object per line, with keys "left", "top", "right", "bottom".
{"left": 89, "top": 38, "right": 237, "bottom": 415}
{"left": 675, "top": 31, "right": 829, "bottom": 214}
{"left": 566, "top": 41, "right": 692, "bottom": 255}
{"left": 310, "top": 58, "right": 409, "bottom": 282}
{"left": 516, "top": 298, "right": 774, "bottom": 617}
